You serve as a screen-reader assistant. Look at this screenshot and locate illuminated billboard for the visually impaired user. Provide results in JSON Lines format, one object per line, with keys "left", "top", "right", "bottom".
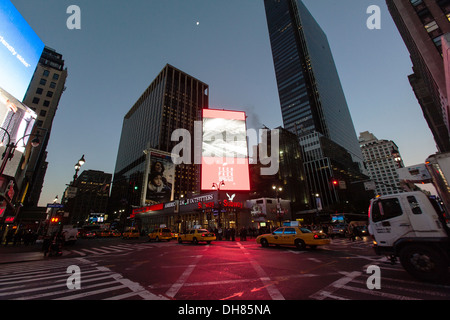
{"left": 201, "top": 109, "right": 250, "bottom": 191}
{"left": 0, "top": 0, "right": 44, "bottom": 101}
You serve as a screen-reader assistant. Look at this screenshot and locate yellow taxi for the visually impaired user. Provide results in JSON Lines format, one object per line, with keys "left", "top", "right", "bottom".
{"left": 178, "top": 228, "right": 216, "bottom": 245}
{"left": 148, "top": 227, "right": 172, "bottom": 242}
{"left": 98, "top": 230, "right": 113, "bottom": 237}
{"left": 256, "top": 226, "right": 330, "bottom": 250}
{"left": 122, "top": 228, "right": 140, "bottom": 239}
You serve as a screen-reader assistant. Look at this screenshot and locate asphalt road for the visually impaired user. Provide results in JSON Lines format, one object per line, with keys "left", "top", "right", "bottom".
{"left": 1, "top": 236, "right": 449, "bottom": 304}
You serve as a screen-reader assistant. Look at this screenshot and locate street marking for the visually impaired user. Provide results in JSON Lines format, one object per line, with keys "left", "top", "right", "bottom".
{"left": 309, "top": 271, "right": 361, "bottom": 300}
{"left": 165, "top": 255, "right": 203, "bottom": 298}
{"left": 237, "top": 242, "right": 285, "bottom": 300}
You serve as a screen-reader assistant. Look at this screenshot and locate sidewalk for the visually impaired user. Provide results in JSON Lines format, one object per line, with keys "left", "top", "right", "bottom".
{"left": 0, "top": 242, "right": 45, "bottom": 264}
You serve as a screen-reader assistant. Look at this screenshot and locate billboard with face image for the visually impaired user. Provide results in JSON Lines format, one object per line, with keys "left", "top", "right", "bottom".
{"left": 144, "top": 150, "right": 175, "bottom": 205}
{"left": 201, "top": 109, "right": 250, "bottom": 191}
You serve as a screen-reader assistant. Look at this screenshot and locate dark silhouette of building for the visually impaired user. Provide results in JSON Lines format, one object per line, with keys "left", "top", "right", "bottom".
{"left": 64, "top": 170, "right": 111, "bottom": 226}
{"left": 386, "top": 0, "right": 450, "bottom": 152}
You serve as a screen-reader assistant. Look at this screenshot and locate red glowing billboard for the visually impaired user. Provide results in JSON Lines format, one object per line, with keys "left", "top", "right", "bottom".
{"left": 201, "top": 109, "right": 250, "bottom": 191}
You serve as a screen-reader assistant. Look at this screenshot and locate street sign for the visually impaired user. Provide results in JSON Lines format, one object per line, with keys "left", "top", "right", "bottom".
{"left": 47, "top": 203, "right": 64, "bottom": 208}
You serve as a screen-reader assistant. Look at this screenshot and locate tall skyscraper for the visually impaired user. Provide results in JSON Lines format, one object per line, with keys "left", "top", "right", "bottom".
{"left": 21, "top": 46, "right": 68, "bottom": 207}
{"left": 109, "top": 64, "right": 209, "bottom": 213}
{"left": 386, "top": 0, "right": 450, "bottom": 152}
{"left": 359, "top": 131, "right": 405, "bottom": 196}
{"left": 264, "top": 0, "right": 369, "bottom": 211}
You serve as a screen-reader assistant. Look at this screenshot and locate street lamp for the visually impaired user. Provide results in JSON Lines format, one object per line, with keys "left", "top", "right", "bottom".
{"left": 212, "top": 180, "right": 225, "bottom": 230}
{"left": 272, "top": 185, "right": 283, "bottom": 226}
{"left": 73, "top": 154, "right": 85, "bottom": 183}
{"left": 0, "top": 128, "right": 40, "bottom": 176}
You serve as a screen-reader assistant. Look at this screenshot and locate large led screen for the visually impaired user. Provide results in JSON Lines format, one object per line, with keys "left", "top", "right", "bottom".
{"left": 0, "top": 0, "right": 44, "bottom": 101}
{"left": 201, "top": 109, "right": 250, "bottom": 191}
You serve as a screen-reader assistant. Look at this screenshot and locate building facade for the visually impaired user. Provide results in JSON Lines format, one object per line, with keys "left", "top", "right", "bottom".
{"left": 359, "top": 131, "right": 405, "bottom": 196}
{"left": 21, "top": 46, "right": 68, "bottom": 207}
{"left": 386, "top": 0, "right": 450, "bottom": 152}
{"left": 64, "top": 170, "right": 112, "bottom": 225}
{"left": 250, "top": 126, "right": 310, "bottom": 214}
{"left": 109, "top": 64, "right": 209, "bottom": 216}
{"left": 263, "top": 0, "right": 369, "bottom": 211}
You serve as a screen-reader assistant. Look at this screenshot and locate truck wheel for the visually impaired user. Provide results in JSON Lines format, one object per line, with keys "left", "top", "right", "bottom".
{"left": 399, "top": 245, "right": 448, "bottom": 282}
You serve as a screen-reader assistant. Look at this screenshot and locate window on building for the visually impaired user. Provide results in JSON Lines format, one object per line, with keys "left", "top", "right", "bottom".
{"left": 43, "top": 100, "right": 50, "bottom": 107}
{"left": 436, "top": 0, "right": 450, "bottom": 14}
{"left": 53, "top": 73, "right": 59, "bottom": 80}
{"left": 39, "top": 78, "right": 47, "bottom": 85}
{"left": 46, "top": 91, "right": 53, "bottom": 98}
{"left": 32, "top": 97, "right": 40, "bottom": 104}
{"left": 39, "top": 110, "right": 47, "bottom": 117}
{"left": 35, "top": 88, "right": 43, "bottom": 95}
{"left": 424, "top": 20, "right": 439, "bottom": 33}
{"left": 43, "top": 70, "right": 50, "bottom": 77}
{"left": 50, "top": 82, "right": 56, "bottom": 89}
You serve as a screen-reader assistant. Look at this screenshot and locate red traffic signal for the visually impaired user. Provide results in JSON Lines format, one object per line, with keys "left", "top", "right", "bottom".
{"left": 50, "top": 217, "right": 60, "bottom": 223}
{"left": 332, "top": 179, "right": 339, "bottom": 186}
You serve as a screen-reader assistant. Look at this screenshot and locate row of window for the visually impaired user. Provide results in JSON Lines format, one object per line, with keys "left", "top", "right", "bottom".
{"left": 410, "top": 0, "right": 450, "bottom": 53}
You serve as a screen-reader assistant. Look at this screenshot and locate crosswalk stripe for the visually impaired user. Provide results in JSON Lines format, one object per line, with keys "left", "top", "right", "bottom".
{"left": 13, "top": 280, "right": 121, "bottom": 300}
{"left": 55, "top": 284, "right": 127, "bottom": 300}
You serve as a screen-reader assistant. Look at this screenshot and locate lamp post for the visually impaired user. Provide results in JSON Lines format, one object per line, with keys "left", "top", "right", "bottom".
{"left": 66, "top": 155, "right": 85, "bottom": 225}
{"left": 73, "top": 154, "right": 85, "bottom": 183}
{"left": 272, "top": 185, "right": 283, "bottom": 227}
{"left": 0, "top": 128, "right": 40, "bottom": 176}
{"left": 212, "top": 180, "right": 225, "bottom": 230}
{"left": 0, "top": 128, "right": 40, "bottom": 226}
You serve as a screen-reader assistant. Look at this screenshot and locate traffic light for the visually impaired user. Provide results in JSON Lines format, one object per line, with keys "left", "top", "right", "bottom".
{"left": 50, "top": 217, "right": 60, "bottom": 224}
{"left": 332, "top": 179, "right": 338, "bottom": 186}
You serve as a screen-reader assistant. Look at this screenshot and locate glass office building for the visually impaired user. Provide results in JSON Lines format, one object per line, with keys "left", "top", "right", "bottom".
{"left": 264, "top": 0, "right": 369, "bottom": 210}
{"left": 110, "top": 64, "right": 209, "bottom": 211}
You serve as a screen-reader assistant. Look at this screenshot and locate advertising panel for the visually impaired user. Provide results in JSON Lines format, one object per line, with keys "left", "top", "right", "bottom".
{"left": 201, "top": 109, "right": 250, "bottom": 191}
{"left": 0, "top": 0, "right": 44, "bottom": 101}
{"left": 143, "top": 150, "right": 175, "bottom": 205}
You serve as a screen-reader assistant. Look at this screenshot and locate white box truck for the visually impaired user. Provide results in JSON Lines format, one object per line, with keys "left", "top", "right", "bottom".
{"left": 368, "top": 152, "right": 450, "bottom": 282}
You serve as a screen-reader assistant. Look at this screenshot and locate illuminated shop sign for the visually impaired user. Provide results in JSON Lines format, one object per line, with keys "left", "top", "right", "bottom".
{"left": 201, "top": 109, "right": 250, "bottom": 191}
{"left": 0, "top": 0, "right": 44, "bottom": 101}
{"left": 197, "top": 199, "right": 243, "bottom": 209}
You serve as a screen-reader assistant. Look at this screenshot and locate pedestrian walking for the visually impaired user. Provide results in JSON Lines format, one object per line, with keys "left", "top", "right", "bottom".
{"left": 348, "top": 224, "right": 356, "bottom": 242}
